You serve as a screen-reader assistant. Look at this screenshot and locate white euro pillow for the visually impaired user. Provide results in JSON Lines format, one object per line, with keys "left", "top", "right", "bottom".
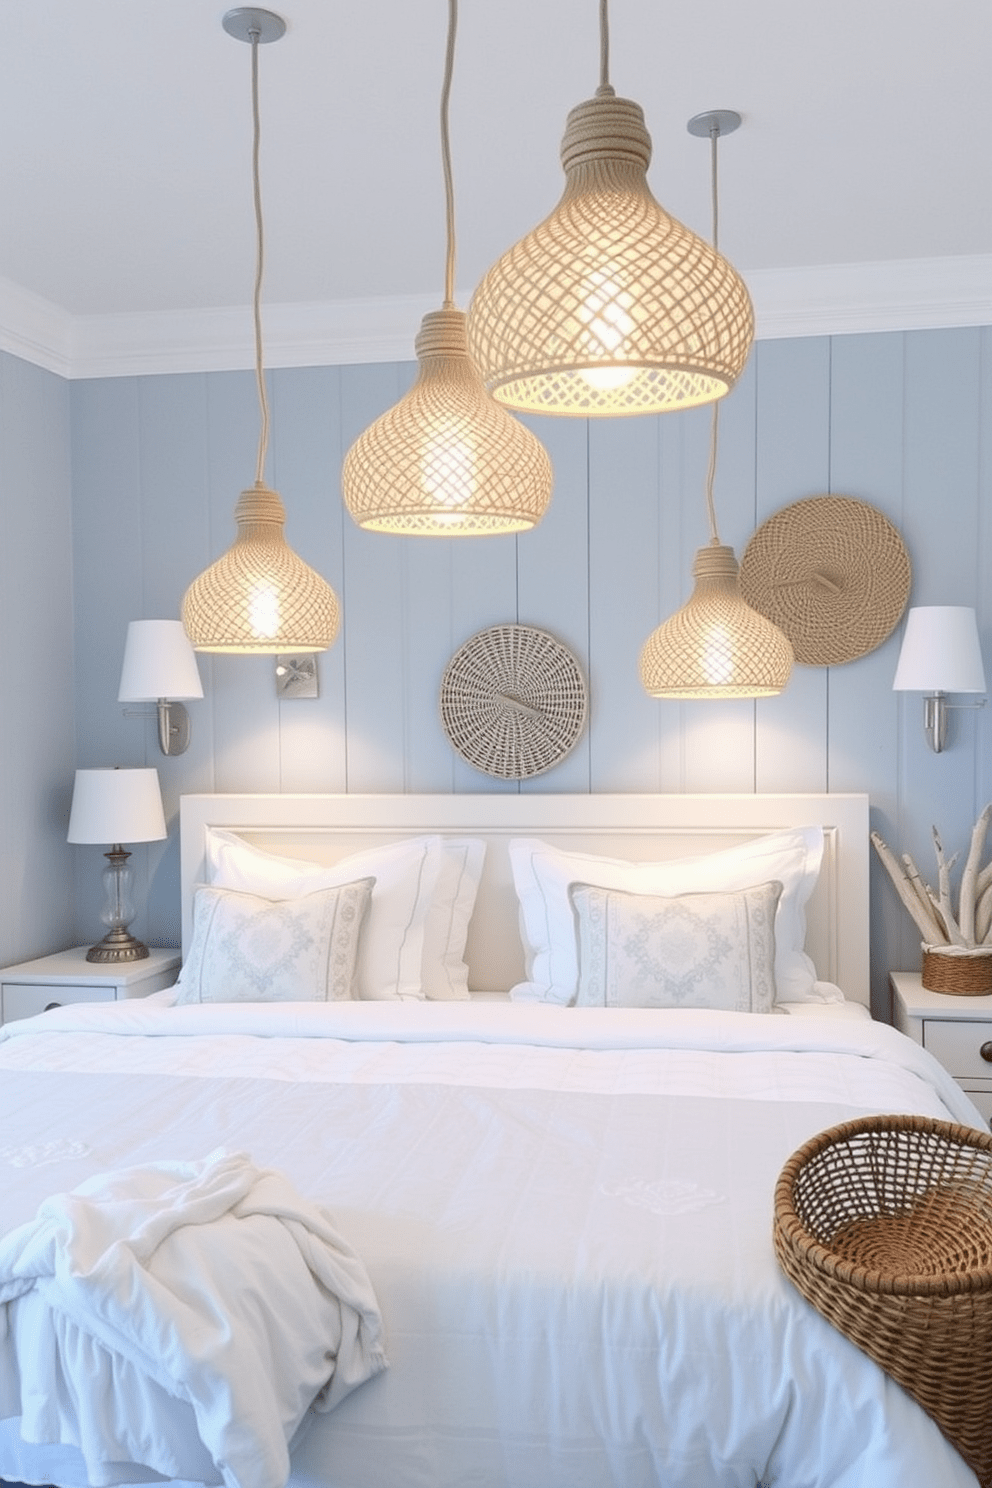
{"left": 508, "top": 826, "right": 825, "bottom": 1006}
{"left": 203, "top": 829, "right": 485, "bottom": 1001}
{"left": 205, "top": 829, "right": 441, "bottom": 1001}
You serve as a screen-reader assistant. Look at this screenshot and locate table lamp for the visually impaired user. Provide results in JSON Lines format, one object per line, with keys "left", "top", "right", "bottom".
{"left": 67, "top": 767, "right": 167, "bottom": 962}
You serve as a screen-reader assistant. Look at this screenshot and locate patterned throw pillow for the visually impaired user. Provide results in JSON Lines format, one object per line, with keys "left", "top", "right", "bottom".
{"left": 175, "top": 879, "right": 373, "bottom": 1005}
{"left": 570, "top": 880, "right": 783, "bottom": 1012}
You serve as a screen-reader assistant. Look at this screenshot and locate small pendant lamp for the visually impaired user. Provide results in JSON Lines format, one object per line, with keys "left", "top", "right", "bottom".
{"left": 341, "top": 0, "right": 552, "bottom": 535}
{"left": 466, "top": 0, "right": 754, "bottom": 418}
{"left": 182, "top": 8, "right": 340, "bottom": 653}
{"left": 639, "top": 113, "right": 792, "bottom": 699}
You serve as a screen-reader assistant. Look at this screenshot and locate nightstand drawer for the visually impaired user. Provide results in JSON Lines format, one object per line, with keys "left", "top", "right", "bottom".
{"left": 923, "top": 1020, "right": 992, "bottom": 1081}
{"left": 2, "top": 982, "right": 116, "bottom": 1023}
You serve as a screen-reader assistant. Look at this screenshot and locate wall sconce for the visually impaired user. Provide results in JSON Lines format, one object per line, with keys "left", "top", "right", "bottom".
{"left": 892, "top": 605, "right": 986, "bottom": 752}
{"left": 118, "top": 620, "right": 204, "bottom": 756}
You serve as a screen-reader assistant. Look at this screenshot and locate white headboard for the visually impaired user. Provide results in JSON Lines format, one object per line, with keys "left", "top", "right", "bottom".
{"left": 179, "top": 792, "right": 870, "bottom": 1006}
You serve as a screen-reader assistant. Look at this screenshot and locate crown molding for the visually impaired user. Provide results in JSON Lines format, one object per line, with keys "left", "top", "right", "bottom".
{"left": 1, "top": 257, "right": 990, "bottom": 380}
{"left": 0, "top": 275, "right": 73, "bottom": 377}
{"left": 750, "top": 255, "right": 992, "bottom": 340}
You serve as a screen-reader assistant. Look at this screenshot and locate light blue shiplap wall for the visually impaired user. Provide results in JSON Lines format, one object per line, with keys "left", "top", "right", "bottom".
{"left": 0, "top": 351, "right": 75, "bottom": 966}
{"left": 57, "top": 324, "right": 992, "bottom": 1016}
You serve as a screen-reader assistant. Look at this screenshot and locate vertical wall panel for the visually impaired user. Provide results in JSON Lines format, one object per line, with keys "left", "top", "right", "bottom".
{"left": 0, "top": 354, "right": 75, "bottom": 965}
{"left": 753, "top": 337, "right": 831, "bottom": 791}
{"left": 827, "top": 332, "right": 907, "bottom": 1012}
{"left": 270, "top": 365, "right": 348, "bottom": 792}
{"left": 681, "top": 364, "right": 760, "bottom": 794}
{"left": 588, "top": 413, "right": 666, "bottom": 791}
{"left": 516, "top": 413, "right": 591, "bottom": 794}
{"left": 338, "top": 362, "right": 415, "bottom": 791}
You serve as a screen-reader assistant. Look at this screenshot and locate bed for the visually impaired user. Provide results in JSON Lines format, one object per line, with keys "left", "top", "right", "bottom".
{"left": 0, "top": 791, "right": 985, "bottom": 1488}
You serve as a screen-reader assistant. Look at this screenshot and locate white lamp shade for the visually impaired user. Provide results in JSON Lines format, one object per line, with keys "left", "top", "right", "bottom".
{"left": 68, "top": 768, "right": 167, "bottom": 846}
{"left": 118, "top": 619, "right": 204, "bottom": 701}
{"left": 892, "top": 606, "right": 986, "bottom": 693}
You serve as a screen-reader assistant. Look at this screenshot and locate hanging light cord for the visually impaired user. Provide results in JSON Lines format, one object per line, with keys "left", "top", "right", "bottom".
{"left": 598, "top": 0, "right": 610, "bottom": 90}
{"left": 248, "top": 25, "right": 270, "bottom": 487}
{"left": 441, "top": 0, "right": 457, "bottom": 308}
{"left": 704, "top": 120, "right": 722, "bottom": 546}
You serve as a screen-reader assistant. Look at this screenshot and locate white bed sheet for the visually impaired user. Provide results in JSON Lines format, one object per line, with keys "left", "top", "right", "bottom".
{"left": 0, "top": 998, "right": 984, "bottom": 1488}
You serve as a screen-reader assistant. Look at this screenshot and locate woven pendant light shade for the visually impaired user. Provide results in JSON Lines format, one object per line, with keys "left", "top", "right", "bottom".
{"left": 342, "top": 309, "right": 552, "bottom": 534}
{"left": 182, "top": 482, "right": 340, "bottom": 654}
{"left": 640, "top": 544, "right": 794, "bottom": 698}
{"left": 467, "top": 90, "right": 754, "bottom": 418}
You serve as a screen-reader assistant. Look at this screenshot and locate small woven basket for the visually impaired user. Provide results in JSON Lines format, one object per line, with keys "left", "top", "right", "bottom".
{"left": 774, "top": 1115, "right": 992, "bottom": 1487}
{"left": 922, "top": 945, "right": 992, "bottom": 996}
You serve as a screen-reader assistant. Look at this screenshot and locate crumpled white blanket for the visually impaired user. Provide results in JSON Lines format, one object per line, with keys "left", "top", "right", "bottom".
{"left": 0, "top": 1148, "right": 387, "bottom": 1488}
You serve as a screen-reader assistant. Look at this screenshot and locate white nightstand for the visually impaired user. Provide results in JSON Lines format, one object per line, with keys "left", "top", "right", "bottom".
{"left": 0, "top": 946, "right": 181, "bottom": 1025}
{"left": 890, "top": 970, "right": 992, "bottom": 1126}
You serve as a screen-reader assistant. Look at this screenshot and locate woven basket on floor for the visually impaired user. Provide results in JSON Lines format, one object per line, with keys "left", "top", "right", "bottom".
{"left": 774, "top": 1114, "right": 992, "bottom": 1487}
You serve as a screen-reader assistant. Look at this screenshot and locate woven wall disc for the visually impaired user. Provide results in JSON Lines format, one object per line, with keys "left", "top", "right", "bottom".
{"left": 440, "top": 624, "right": 587, "bottom": 779}
{"left": 738, "top": 495, "right": 911, "bottom": 666}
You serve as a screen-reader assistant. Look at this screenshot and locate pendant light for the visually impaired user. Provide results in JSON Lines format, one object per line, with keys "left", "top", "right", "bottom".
{"left": 466, "top": 1, "right": 754, "bottom": 418}
{"left": 341, "top": 0, "right": 552, "bottom": 535}
{"left": 639, "top": 112, "right": 792, "bottom": 699}
{"left": 182, "top": 8, "right": 340, "bottom": 653}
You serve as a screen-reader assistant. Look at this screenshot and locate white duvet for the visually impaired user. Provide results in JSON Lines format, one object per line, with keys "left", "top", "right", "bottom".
{"left": 0, "top": 996, "right": 985, "bottom": 1488}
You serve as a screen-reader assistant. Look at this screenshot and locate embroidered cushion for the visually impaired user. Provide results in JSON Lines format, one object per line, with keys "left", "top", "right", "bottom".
{"left": 570, "top": 880, "right": 783, "bottom": 1013}
{"left": 175, "top": 879, "right": 372, "bottom": 1004}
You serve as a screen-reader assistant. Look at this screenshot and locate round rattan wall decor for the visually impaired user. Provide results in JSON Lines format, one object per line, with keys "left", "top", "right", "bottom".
{"left": 738, "top": 495, "right": 911, "bottom": 667}
{"left": 440, "top": 624, "right": 588, "bottom": 779}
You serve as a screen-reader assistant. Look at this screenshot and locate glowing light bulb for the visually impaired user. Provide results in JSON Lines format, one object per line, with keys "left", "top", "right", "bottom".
{"left": 575, "top": 270, "right": 638, "bottom": 390}
{"left": 248, "top": 585, "right": 280, "bottom": 640}
{"left": 421, "top": 430, "right": 477, "bottom": 509}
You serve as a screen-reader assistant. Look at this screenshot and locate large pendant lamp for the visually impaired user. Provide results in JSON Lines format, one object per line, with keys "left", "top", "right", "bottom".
{"left": 182, "top": 8, "right": 340, "bottom": 653}
{"left": 466, "top": 1, "right": 754, "bottom": 418}
{"left": 341, "top": 0, "right": 552, "bottom": 535}
{"left": 639, "top": 113, "right": 792, "bottom": 699}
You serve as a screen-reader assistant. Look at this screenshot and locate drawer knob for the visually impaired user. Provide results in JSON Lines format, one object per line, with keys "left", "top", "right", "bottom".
{"left": 980, "top": 1042, "right": 992, "bottom": 1064}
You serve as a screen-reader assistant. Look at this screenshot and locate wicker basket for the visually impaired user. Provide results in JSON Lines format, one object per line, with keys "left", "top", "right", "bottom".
{"left": 922, "top": 945, "right": 992, "bottom": 996}
{"left": 774, "top": 1115, "right": 992, "bottom": 1487}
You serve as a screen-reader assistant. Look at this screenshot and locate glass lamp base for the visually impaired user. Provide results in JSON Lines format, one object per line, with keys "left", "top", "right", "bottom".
{"left": 87, "top": 846, "right": 149, "bottom": 962}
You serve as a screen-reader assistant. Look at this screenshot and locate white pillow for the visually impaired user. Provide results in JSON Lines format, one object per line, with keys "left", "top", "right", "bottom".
{"left": 419, "top": 837, "right": 486, "bottom": 1000}
{"left": 206, "top": 829, "right": 441, "bottom": 1001}
{"left": 508, "top": 826, "right": 824, "bottom": 1005}
{"left": 570, "top": 880, "right": 782, "bottom": 1013}
{"left": 204, "top": 829, "right": 485, "bottom": 1001}
{"left": 175, "top": 880, "right": 372, "bottom": 1005}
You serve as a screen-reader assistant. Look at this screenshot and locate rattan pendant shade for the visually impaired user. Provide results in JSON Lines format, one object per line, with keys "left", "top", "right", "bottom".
{"left": 640, "top": 543, "right": 794, "bottom": 698}
{"left": 182, "top": 8, "right": 340, "bottom": 654}
{"left": 466, "top": 86, "right": 754, "bottom": 417}
{"left": 341, "top": 0, "right": 552, "bottom": 535}
{"left": 181, "top": 481, "right": 340, "bottom": 653}
{"left": 342, "top": 309, "right": 551, "bottom": 534}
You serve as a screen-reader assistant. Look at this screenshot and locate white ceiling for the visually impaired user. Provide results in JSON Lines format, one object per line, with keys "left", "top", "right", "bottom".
{"left": 1, "top": 0, "right": 990, "bottom": 376}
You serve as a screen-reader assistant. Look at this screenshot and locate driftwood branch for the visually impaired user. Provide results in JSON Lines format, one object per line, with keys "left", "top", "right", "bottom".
{"left": 932, "top": 829, "right": 967, "bottom": 945}
{"left": 871, "top": 832, "right": 945, "bottom": 943}
{"left": 874, "top": 807, "right": 992, "bottom": 950}
{"left": 959, "top": 803, "right": 992, "bottom": 944}
{"left": 900, "top": 853, "right": 947, "bottom": 941}
{"left": 976, "top": 880, "right": 992, "bottom": 945}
